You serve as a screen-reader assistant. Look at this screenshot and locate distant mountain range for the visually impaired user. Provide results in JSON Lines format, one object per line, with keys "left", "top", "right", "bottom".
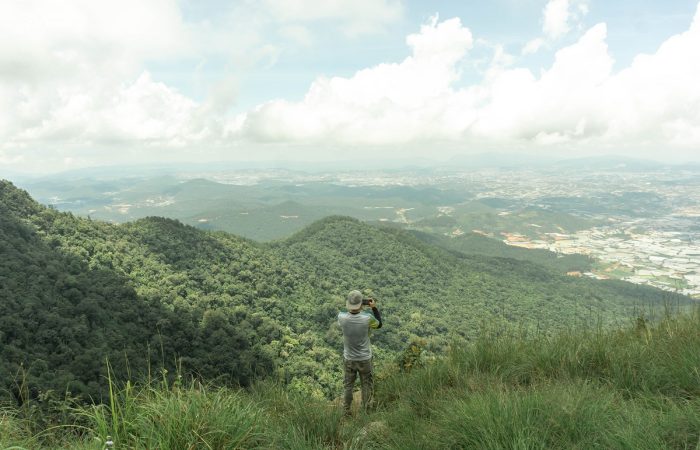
{"left": 4, "top": 154, "right": 698, "bottom": 183}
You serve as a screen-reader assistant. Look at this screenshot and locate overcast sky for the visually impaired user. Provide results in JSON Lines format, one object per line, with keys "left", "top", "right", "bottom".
{"left": 1, "top": 0, "right": 699, "bottom": 174}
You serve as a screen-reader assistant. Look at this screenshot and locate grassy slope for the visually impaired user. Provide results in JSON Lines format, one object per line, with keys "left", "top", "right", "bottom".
{"left": 2, "top": 310, "right": 699, "bottom": 449}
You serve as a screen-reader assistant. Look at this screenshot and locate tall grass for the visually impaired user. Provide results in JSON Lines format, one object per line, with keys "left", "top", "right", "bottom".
{"left": 81, "top": 373, "right": 266, "bottom": 449}
{"left": 373, "top": 310, "right": 700, "bottom": 449}
{"left": 2, "top": 309, "right": 699, "bottom": 449}
{"left": 448, "top": 309, "right": 700, "bottom": 398}
{"left": 0, "top": 408, "right": 33, "bottom": 449}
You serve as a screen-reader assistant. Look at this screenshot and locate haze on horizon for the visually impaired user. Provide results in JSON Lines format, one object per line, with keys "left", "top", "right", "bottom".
{"left": 1, "top": 0, "right": 699, "bottom": 175}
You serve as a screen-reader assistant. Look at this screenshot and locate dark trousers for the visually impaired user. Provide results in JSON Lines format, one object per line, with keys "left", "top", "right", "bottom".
{"left": 343, "top": 358, "right": 373, "bottom": 413}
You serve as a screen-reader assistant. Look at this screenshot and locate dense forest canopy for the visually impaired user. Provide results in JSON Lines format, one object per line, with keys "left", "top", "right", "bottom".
{"left": 0, "top": 180, "right": 692, "bottom": 403}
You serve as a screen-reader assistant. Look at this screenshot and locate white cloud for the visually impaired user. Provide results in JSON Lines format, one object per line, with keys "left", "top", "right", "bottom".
{"left": 7, "top": 71, "right": 209, "bottom": 147}
{"left": 522, "top": 38, "right": 545, "bottom": 55}
{"left": 0, "top": 0, "right": 407, "bottom": 170}
{"left": 0, "top": 0, "right": 206, "bottom": 148}
{"left": 601, "top": 3, "right": 700, "bottom": 147}
{"left": 0, "top": 0, "right": 188, "bottom": 81}
{"left": 523, "top": 0, "right": 589, "bottom": 54}
{"left": 263, "top": 0, "right": 403, "bottom": 37}
{"left": 543, "top": 0, "right": 572, "bottom": 40}
{"left": 231, "top": 5, "right": 700, "bottom": 158}
{"left": 2, "top": 1, "right": 700, "bottom": 171}
{"left": 235, "top": 16, "right": 474, "bottom": 144}
{"left": 474, "top": 24, "right": 613, "bottom": 140}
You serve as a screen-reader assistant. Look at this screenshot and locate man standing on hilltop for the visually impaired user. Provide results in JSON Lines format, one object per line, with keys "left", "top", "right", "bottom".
{"left": 337, "top": 290, "right": 383, "bottom": 415}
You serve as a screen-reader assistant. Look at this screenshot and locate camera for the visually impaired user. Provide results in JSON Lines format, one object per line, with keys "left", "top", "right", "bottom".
{"left": 362, "top": 298, "right": 372, "bottom": 306}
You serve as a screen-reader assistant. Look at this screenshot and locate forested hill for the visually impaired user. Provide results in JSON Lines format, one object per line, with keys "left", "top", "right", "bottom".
{"left": 270, "top": 216, "right": 689, "bottom": 353}
{"left": 0, "top": 181, "right": 284, "bottom": 403}
{"left": 0, "top": 180, "right": 691, "bottom": 404}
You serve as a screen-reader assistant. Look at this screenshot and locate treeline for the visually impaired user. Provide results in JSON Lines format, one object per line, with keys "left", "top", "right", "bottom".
{"left": 0, "top": 180, "right": 692, "bottom": 405}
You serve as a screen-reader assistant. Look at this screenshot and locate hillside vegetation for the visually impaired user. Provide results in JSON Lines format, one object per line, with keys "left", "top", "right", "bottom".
{"left": 0, "top": 179, "right": 692, "bottom": 406}
{"left": 1, "top": 309, "right": 698, "bottom": 449}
